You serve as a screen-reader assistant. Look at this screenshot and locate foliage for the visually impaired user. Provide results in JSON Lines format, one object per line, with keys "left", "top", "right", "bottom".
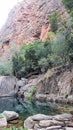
{"left": 45, "top": 69, "right": 52, "bottom": 79}
{"left": 63, "top": 0, "right": 73, "bottom": 11}
{"left": 0, "top": 60, "right": 12, "bottom": 76}
{"left": 64, "top": 93, "right": 68, "bottom": 99}
{"left": 38, "top": 58, "right": 49, "bottom": 73}
{"left": 28, "top": 86, "right": 36, "bottom": 101}
{"left": 12, "top": 53, "right": 25, "bottom": 78}
{"left": 49, "top": 12, "right": 58, "bottom": 32}
{"left": 51, "top": 33, "right": 69, "bottom": 64}
{"left": 12, "top": 40, "right": 52, "bottom": 78}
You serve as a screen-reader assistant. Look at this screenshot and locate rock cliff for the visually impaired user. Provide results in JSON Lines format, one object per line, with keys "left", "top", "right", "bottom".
{"left": 20, "top": 64, "right": 73, "bottom": 104}
{"left": 0, "top": 0, "right": 68, "bottom": 54}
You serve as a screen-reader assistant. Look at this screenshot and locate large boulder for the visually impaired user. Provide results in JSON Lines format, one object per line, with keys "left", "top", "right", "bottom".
{"left": 3, "top": 111, "right": 19, "bottom": 121}
{"left": 0, "top": 76, "right": 17, "bottom": 97}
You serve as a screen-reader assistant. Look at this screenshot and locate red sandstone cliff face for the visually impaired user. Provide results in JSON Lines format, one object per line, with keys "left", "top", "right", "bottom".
{"left": 0, "top": 0, "right": 68, "bottom": 53}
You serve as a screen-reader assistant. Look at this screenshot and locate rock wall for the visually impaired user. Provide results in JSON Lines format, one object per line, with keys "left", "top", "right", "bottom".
{"left": 0, "top": 0, "right": 68, "bottom": 54}
{"left": 36, "top": 65, "right": 73, "bottom": 96}
{"left": 20, "top": 64, "right": 73, "bottom": 103}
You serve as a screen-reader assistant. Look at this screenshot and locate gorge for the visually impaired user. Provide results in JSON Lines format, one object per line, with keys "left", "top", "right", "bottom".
{"left": 0, "top": 0, "right": 73, "bottom": 129}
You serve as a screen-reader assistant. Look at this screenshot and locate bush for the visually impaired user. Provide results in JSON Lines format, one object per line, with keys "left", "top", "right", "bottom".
{"left": 0, "top": 60, "right": 12, "bottom": 76}
{"left": 38, "top": 58, "right": 49, "bottom": 73}
{"left": 63, "top": 0, "right": 73, "bottom": 11}
{"left": 12, "top": 40, "right": 52, "bottom": 78}
{"left": 28, "top": 86, "right": 36, "bottom": 101}
{"left": 51, "top": 33, "right": 69, "bottom": 65}
{"left": 12, "top": 53, "right": 25, "bottom": 78}
{"left": 49, "top": 12, "right": 58, "bottom": 32}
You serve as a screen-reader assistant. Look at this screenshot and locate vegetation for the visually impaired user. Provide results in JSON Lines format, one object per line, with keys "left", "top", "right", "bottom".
{"left": 0, "top": 60, "right": 12, "bottom": 76}
{"left": 12, "top": 40, "right": 52, "bottom": 78}
{"left": 63, "top": 0, "right": 73, "bottom": 11}
{"left": 28, "top": 86, "right": 36, "bottom": 100}
{"left": 0, "top": 0, "right": 73, "bottom": 79}
{"left": 49, "top": 12, "right": 58, "bottom": 32}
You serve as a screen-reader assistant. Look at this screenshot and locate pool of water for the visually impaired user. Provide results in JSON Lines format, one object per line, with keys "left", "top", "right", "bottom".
{"left": 0, "top": 97, "right": 72, "bottom": 120}
{"left": 0, "top": 97, "right": 57, "bottom": 119}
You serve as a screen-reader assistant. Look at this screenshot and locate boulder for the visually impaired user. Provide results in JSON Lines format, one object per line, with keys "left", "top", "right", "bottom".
{"left": 31, "top": 114, "right": 52, "bottom": 121}
{"left": 39, "top": 120, "right": 64, "bottom": 127}
{"left": 16, "top": 78, "right": 28, "bottom": 89}
{"left": 24, "top": 117, "right": 35, "bottom": 129}
{"left": 0, "top": 114, "right": 7, "bottom": 127}
{"left": 54, "top": 113, "right": 72, "bottom": 121}
{"left": 0, "top": 76, "right": 16, "bottom": 97}
{"left": 3, "top": 111, "right": 19, "bottom": 121}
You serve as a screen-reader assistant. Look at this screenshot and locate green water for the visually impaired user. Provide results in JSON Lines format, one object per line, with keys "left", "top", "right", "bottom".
{"left": 0, "top": 97, "right": 72, "bottom": 120}
{"left": 0, "top": 97, "right": 73, "bottom": 128}
{"left": 0, "top": 97, "right": 59, "bottom": 119}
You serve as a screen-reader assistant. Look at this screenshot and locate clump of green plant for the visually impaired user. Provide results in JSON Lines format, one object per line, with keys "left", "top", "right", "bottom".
{"left": 0, "top": 113, "right": 4, "bottom": 118}
{"left": 28, "top": 86, "right": 36, "bottom": 101}
{"left": 0, "top": 60, "right": 12, "bottom": 76}
{"left": 64, "top": 93, "right": 68, "bottom": 99}
{"left": 12, "top": 40, "right": 52, "bottom": 78}
{"left": 49, "top": 12, "right": 58, "bottom": 32}
{"left": 62, "top": 0, "right": 73, "bottom": 12}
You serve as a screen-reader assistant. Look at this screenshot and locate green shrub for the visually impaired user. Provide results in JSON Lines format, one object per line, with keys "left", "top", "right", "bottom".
{"left": 0, "top": 60, "right": 12, "bottom": 76}
{"left": 63, "top": 0, "right": 73, "bottom": 11}
{"left": 28, "top": 86, "right": 36, "bottom": 101}
{"left": 38, "top": 58, "right": 49, "bottom": 73}
{"left": 49, "top": 12, "right": 58, "bottom": 32}
{"left": 12, "top": 40, "right": 52, "bottom": 78}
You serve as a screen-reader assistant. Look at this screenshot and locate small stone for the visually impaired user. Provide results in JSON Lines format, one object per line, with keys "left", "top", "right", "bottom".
{"left": 24, "top": 117, "right": 35, "bottom": 129}
{"left": 46, "top": 125, "right": 62, "bottom": 130}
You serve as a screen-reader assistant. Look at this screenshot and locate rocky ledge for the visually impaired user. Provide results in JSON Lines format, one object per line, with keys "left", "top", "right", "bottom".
{"left": 24, "top": 113, "right": 73, "bottom": 130}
